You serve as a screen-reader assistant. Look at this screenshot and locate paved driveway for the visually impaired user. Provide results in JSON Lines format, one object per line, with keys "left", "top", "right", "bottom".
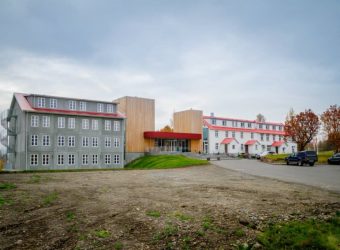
{"left": 213, "top": 159, "right": 340, "bottom": 193}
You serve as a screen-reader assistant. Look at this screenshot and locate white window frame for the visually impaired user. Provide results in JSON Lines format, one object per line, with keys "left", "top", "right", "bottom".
{"left": 105, "top": 154, "right": 111, "bottom": 164}
{"left": 68, "top": 118, "right": 75, "bottom": 129}
{"left": 82, "top": 119, "right": 89, "bottom": 129}
{"left": 50, "top": 99, "right": 57, "bottom": 109}
{"left": 30, "top": 154, "right": 38, "bottom": 166}
{"left": 251, "top": 133, "right": 254, "bottom": 139}
{"left": 113, "top": 137, "right": 120, "bottom": 148}
{"left": 232, "top": 131, "right": 235, "bottom": 138}
{"left": 31, "top": 115, "right": 39, "bottom": 127}
{"left": 68, "top": 154, "right": 75, "bottom": 165}
{"left": 79, "top": 101, "right": 87, "bottom": 111}
{"left": 68, "top": 136, "right": 75, "bottom": 147}
{"left": 113, "top": 121, "right": 120, "bottom": 131}
{"left": 225, "top": 131, "right": 228, "bottom": 137}
{"left": 42, "top": 116, "right": 50, "bottom": 128}
{"left": 97, "top": 103, "right": 103, "bottom": 112}
{"left": 92, "top": 120, "right": 99, "bottom": 130}
{"left": 222, "top": 120, "right": 226, "bottom": 126}
{"left": 82, "top": 154, "right": 89, "bottom": 165}
{"left": 104, "top": 120, "right": 111, "bottom": 131}
{"left": 240, "top": 132, "right": 244, "bottom": 139}
{"left": 37, "top": 97, "right": 45, "bottom": 108}
{"left": 57, "top": 135, "right": 65, "bottom": 147}
{"left": 82, "top": 137, "right": 89, "bottom": 147}
{"left": 114, "top": 154, "right": 120, "bottom": 164}
{"left": 69, "top": 100, "right": 77, "bottom": 110}
{"left": 42, "top": 154, "right": 50, "bottom": 166}
{"left": 58, "top": 117, "right": 65, "bottom": 128}
{"left": 215, "top": 143, "right": 219, "bottom": 150}
{"left": 42, "top": 135, "right": 50, "bottom": 146}
{"left": 31, "top": 135, "right": 38, "bottom": 146}
{"left": 92, "top": 154, "right": 98, "bottom": 165}
{"left": 92, "top": 137, "right": 98, "bottom": 147}
{"left": 215, "top": 130, "right": 218, "bottom": 138}
{"left": 107, "top": 104, "right": 114, "bottom": 113}
{"left": 105, "top": 137, "right": 111, "bottom": 147}
{"left": 57, "top": 154, "right": 64, "bottom": 165}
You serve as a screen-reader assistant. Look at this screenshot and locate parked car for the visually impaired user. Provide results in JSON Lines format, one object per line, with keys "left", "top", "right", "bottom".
{"left": 256, "top": 151, "right": 275, "bottom": 159}
{"left": 328, "top": 153, "right": 340, "bottom": 165}
{"left": 285, "top": 151, "right": 318, "bottom": 166}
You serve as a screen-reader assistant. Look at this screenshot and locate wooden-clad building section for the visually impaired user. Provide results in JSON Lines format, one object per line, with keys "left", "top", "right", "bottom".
{"left": 115, "top": 96, "right": 155, "bottom": 153}
{"left": 173, "top": 109, "right": 203, "bottom": 153}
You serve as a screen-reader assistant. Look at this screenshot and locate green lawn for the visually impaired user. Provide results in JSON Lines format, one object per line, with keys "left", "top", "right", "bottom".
{"left": 264, "top": 151, "right": 334, "bottom": 164}
{"left": 125, "top": 155, "right": 209, "bottom": 170}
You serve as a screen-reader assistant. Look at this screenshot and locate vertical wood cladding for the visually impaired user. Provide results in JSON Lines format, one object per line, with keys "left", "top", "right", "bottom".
{"left": 173, "top": 110, "right": 203, "bottom": 152}
{"left": 115, "top": 96, "right": 155, "bottom": 153}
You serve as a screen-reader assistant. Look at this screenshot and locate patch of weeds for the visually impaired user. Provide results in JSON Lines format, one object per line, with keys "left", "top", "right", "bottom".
{"left": 237, "top": 243, "right": 251, "bottom": 250}
{"left": 173, "top": 211, "right": 193, "bottom": 221}
{"left": 113, "top": 241, "right": 123, "bottom": 250}
{"left": 0, "top": 194, "right": 13, "bottom": 207}
{"left": 196, "top": 230, "right": 205, "bottom": 237}
{"left": 79, "top": 234, "right": 87, "bottom": 241}
{"left": 258, "top": 213, "right": 340, "bottom": 250}
{"left": 0, "top": 182, "right": 16, "bottom": 190}
{"left": 182, "top": 236, "right": 192, "bottom": 250}
{"left": 202, "top": 216, "right": 214, "bottom": 231}
{"left": 43, "top": 192, "right": 58, "bottom": 206}
{"left": 234, "top": 228, "right": 246, "bottom": 237}
{"left": 66, "top": 211, "right": 76, "bottom": 221}
{"left": 146, "top": 210, "right": 161, "bottom": 218}
{"left": 29, "top": 174, "right": 42, "bottom": 184}
{"left": 95, "top": 229, "right": 110, "bottom": 238}
{"left": 67, "top": 224, "right": 79, "bottom": 233}
{"left": 154, "top": 223, "right": 178, "bottom": 241}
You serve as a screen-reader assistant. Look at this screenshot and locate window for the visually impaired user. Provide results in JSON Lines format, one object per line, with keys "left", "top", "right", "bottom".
{"left": 42, "top": 135, "right": 50, "bottom": 146}
{"left": 92, "top": 155, "right": 98, "bottom": 165}
{"left": 42, "top": 154, "right": 50, "bottom": 165}
{"left": 92, "top": 137, "right": 98, "bottom": 147}
{"left": 273, "top": 135, "right": 276, "bottom": 141}
{"left": 114, "top": 137, "right": 120, "bottom": 148}
{"left": 262, "top": 145, "right": 265, "bottom": 150}
{"left": 279, "top": 126, "right": 283, "bottom": 131}
{"left": 42, "top": 116, "right": 50, "bottom": 127}
{"left": 82, "top": 137, "right": 89, "bottom": 147}
{"left": 105, "top": 154, "right": 111, "bottom": 164}
{"left": 68, "top": 118, "right": 75, "bottom": 129}
{"left": 57, "top": 136, "right": 65, "bottom": 147}
{"left": 248, "top": 123, "right": 251, "bottom": 128}
{"left": 240, "top": 132, "right": 244, "bottom": 139}
{"left": 232, "top": 121, "right": 236, "bottom": 127}
{"left": 104, "top": 120, "right": 111, "bottom": 130}
{"left": 58, "top": 117, "right": 65, "bottom": 128}
{"left": 50, "top": 99, "right": 57, "bottom": 109}
{"left": 292, "top": 146, "right": 295, "bottom": 153}
{"left": 82, "top": 154, "right": 88, "bottom": 165}
{"left": 92, "top": 120, "right": 98, "bottom": 130}
{"left": 260, "top": 134, "right": 264, "bottom": 141}
{"left": 82, "top": 119, "right": 89, "bottom": 129}
{"left": 273, "top": 125, "right": 276, "bottom": 130}
{"left": 31, "top": 115, "right": 39, "bottom": 127}
{"left": 113, "top": 121, "right": 120, "bottom": 131}
{"left": 241, "top": 144, "right": 244, "bottom": 150}
{"left": 267, "top": 145, "right": 271, "bottom": 151}
{"left": 97, "top": 103, "right": 103, "bottom": 112}
{"left": 69, "top": 100, "right": 76, "bottom": 110}
{"left": 266, "top": 124, "right": 269, "bottom": 130}
{"left": 105, "top": 137, "right": 111, "bottom": 147}
{"left": 68, "top": 136, "right": 75, "bottom": 147}
{"left": 222, "top": 120, "right": 226, "bottom": 126}
{"left": 215, "top": 130, "right": 218, "bottom": 138}
{"left": 37, "top": 97, "right": 45, "bottom": 108}
{"left": 266, "top": 134, "right": 269, "bottom": 141}
{"left": 79, "top": 101, "right": 87, "bottom": 111}
{"left": 57, "top": 154, "right": 64, "bottom": 165}
{"left": 255, "top": 144, "right": 258, "bottom": 150}
{"left": 212, "top": 119, "right": 216, "bottom": 125}
{"left": 107, "top": 104, "right": 114, "bottom": 113}
{"left": 31, "top": 135, "right": 38, "bottom": 146}
{"left": 215, "top": 143, "right": 219, "bottom": 150}
{"left": 240, "top": 122, "right": 245, "bottom": 128}
{"left": 225, "top": 131, "right": 228, "bottom": 137}
{"left": 251, "top": 133, "right": 254, "bottom": 139}
{"left": 232, "top": 132, "right": 235, "bottom": 138}
{"left": 279, "top": 136, "right": 282, "bottom": 141}
{"left": 232, "top": 145, "right": 235, "bottom": 149}
{"left": 259, "top": 124, "right": 263, "bottom": 129}
{"left": 30, "top": 154, "right": 38, "bottom": 166}
{"left": 68, "top": 154, "right": 75, "bottom": 165}
{"left": 114, "top": 154, "right": 120, "bottom": 164}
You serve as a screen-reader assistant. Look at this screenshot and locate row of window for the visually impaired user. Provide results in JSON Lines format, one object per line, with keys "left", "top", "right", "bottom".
{"left": 36, "top": 97, "right": 115, "bottom": 113}
{"left": 214, "top": 131, "right": 282, "bottom": 141}
{"left": 31, "top": 116, "right": 120, "bottom": 131}
{"left": 211, "top": 119, "right": 283, "bottom": 131}
{"left": 31, "top": 135, "right": 121, "bottom": 148}
{"left": 30, "top": 153, "right": 120, "bottom": 166}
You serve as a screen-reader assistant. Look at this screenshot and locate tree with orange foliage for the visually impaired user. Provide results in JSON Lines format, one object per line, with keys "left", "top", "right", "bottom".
{"left": 321, "top": 105, "right": 340, "bottom": 152}
{"left": 284, "top": 109, "right": 320, "bottom": 151}
{"left": 160, "top": 125, "right": 173, "bottom": 132}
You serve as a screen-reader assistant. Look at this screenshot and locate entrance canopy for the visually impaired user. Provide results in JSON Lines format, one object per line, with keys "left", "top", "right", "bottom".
{"left": 144, "top": 131, "right": 201, "bottom": 140}
{"left": 245, "top": 140, "right": 259, "bottom": 146}
{"left": 221, "top": 138, "right": 236, "bottom": 144}
{"left": 272, "top": 141, "right": 285, "bottom": 147}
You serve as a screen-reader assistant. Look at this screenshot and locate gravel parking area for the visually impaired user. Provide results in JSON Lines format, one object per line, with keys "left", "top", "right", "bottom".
{"left": 0, "top": 165, "right": 339, "bottom": 249}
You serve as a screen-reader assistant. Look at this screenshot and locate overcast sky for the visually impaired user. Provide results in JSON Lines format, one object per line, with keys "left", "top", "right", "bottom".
{"left": 0, "top": 0, "right": 339, "bottom": 129}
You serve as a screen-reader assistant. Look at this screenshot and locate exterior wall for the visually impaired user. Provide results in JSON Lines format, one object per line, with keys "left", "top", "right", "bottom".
{"left": 173, "top": 110, "right": 203, "bottom": 152}
{"left": 115, "top": 96, "right": 155, "bottom": 154}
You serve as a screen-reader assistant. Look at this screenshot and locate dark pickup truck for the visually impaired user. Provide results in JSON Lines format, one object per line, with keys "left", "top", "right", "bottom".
{"left": 285, "top": 151, "right": 318, "bottom": 166}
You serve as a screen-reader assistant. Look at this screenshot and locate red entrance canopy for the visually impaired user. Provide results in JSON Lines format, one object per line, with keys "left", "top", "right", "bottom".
{"left": 144, "top": 131, "right": 201, "bottom": 140}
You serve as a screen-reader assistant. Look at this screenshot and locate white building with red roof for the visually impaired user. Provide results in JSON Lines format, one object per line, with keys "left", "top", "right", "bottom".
{"left": 202, "top": 114, "right": 297, "bottom": 156}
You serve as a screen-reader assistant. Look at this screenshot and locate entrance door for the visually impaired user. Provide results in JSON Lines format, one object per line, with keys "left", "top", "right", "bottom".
{"left": 275, "top": 147, "right": 279, "bottom": 154}
{"left": 225, "top": 144, "right": 228, "bottom": 154}
{"left": 245, "top": 145, "right": 249, "bottom": 154}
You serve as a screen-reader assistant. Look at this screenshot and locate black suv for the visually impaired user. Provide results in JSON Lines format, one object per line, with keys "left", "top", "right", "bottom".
{"left": 285, "top": 151, "right": 318, "bottom": 166}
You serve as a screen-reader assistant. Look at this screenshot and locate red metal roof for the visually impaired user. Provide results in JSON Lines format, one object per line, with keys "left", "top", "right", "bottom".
{"left": 221, "top": 138, "right": 235, "bottom": 144}
{"left": 245, "top": 140, "right": 259, "bottom": 145}
{"left": 144, "top": 131, "right": 201, "bottom": 140}
{"left": 13, "top": 93, "right": 125, "bottom": 119}
{"left": 203, "top": 115, "right": 283, "bottom": 126}
{"left": 271, "top": 141, "right": 285, "bottom": 147}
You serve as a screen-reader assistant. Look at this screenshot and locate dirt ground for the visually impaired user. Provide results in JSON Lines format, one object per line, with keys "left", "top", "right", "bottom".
{"left": 0, "top": 164, "right": 339, "bottom": 250}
